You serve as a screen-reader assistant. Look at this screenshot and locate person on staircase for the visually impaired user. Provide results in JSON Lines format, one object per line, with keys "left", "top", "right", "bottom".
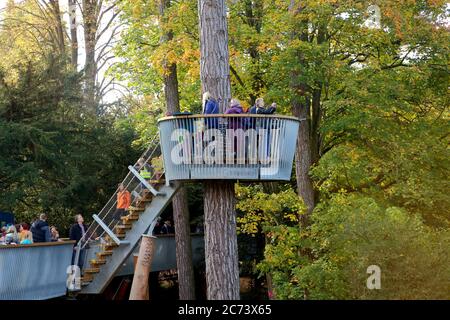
{"left": 136, "top": 157, "right": 153, "bottom": 182}
{"left": 113, "top": 183, "right": 131, "bottom": 224}
{"left": 69, "top": 214, "right": 89, "bottom": 269}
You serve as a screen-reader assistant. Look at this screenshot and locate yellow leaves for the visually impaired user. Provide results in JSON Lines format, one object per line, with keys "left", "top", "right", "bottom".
{"left": 236, "top": 184, "right": 306, "bottom": 236}
{"left": 131, "top": 5, "right": 142, "bottom": 18}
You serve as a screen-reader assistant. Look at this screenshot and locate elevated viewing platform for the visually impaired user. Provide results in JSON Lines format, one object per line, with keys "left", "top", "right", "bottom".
{"left": 158, "top": 115, "right": 300, "bottom": 182}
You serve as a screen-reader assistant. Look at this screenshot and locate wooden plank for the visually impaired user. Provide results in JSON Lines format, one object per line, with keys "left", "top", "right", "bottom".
{"left": 84, "top": 268, "right": 100, "bottom": 274}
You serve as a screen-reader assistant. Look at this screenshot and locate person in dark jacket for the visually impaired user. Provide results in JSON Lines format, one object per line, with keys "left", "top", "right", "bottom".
{"left": 248, "top": 98, "right": 277, "bottom": 132}
{"left": 160, "top": 220, "right": 175, "bottom": 234}
{"left": 69, "top": 214, "right": 89, "bottom": 268}
{"left": 249, "top": 98, "right": 277, "bottom": 115}
{"left": 30, "top": 214, "right": 51, "bottom": 243}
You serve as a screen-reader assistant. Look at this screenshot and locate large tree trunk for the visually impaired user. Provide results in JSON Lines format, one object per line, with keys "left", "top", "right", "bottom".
{"left": 198, "top": 0, "right": 231, "bottom": 113}
{"left": 159, "top": 0, "right": 196, "bottom": 300}
{"left": 82, "top": 0, "right": 98, "bottom": 112}
{"left": 289, "top": 4, "right": 315, "bottom": 222}
{"left": 204, "top": 181, "right": 240, "bottom": 300}
{"left": 293, "top": 99, "right": 315, "bottom": 222}
{"left": 198, "top": 0, "right": 239, "bottom": 300}
{"left": 164, "top": 64, "right": 196, "bottom": 300}
{"left": 165, "top": 64, "right": 196, "bottom": 300}
{"left": 172, "top": 184, "right": 196, "bottom": 300}
{"left": 68, "top": 0, "right": 78, "bottom": 67}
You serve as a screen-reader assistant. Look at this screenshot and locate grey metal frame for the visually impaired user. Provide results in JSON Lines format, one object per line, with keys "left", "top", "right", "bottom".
{"left": 92, "top": 214, "right": 129, "bottom": 246}
{"left": 0, "top": 242, "right": 75, "bottom": 300}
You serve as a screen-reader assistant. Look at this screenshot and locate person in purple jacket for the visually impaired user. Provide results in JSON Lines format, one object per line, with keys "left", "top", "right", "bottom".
{"left": 225, "top": 98, "right": 245, "bottom": 129}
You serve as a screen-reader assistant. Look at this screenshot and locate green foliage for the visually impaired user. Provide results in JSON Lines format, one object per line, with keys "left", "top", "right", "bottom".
{"left": 312, "top": 61, "right": 450, "bottom": 225}
{"left": 114, "top": 0, "right": 201, "bottom": 111}
{"left": 259, "top": 193, "right": 450, "bottom": 299}
{"left": 0, "top": 58, "right": 139, "bottom": 235}
{"left": 1, "top": 0, "right": 447, "bottom": 301}
{"left": 236, "top": 184, "right": 306, "bottom": 235}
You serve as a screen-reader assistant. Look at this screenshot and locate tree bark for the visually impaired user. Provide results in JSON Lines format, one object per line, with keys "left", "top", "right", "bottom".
{"left": 198, "top": 0, "right": 231, "bottom": 113}
{"left": 198, "top": 0, "right": 240, "bottom": 300}
{"left": 292, "top": 99, "right": 315, "bottom": 223}
{"left": 68, "top": 0, "right": 78, "bottom": 67}
{"left": 165, "top": 63, "right": 196, "bottom": 300}
{"left": 289, "top": 4, "right": 315, "bottom": 222}
{"left": 159, "top": 0, "right": 196, "bottom": 300}
{"left": 172, "top": 183, "right": 196, "bottom": 300}
{"left": 204, "top": 181, "right": 240, "bottom": 300}
{"left": 82, "top": 0, "right": 98, "bottom": 112}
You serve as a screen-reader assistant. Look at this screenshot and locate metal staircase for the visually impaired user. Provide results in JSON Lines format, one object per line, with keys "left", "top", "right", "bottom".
{"left": 72, "top": 135, "right": 180, "bottom": 294}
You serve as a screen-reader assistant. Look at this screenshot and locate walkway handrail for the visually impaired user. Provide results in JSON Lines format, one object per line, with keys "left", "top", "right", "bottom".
{"left": 158, "top": 113, "right": 302, "bottom": 122}
{"left": 74, "top": 133, "right": 162, "bottom": 269}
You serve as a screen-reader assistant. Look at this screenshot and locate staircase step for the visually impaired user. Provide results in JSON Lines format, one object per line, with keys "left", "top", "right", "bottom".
{"left": 104, "top": 241, "right": 118, "bottom": 247}
{"left": 143, "top": 193, "right": 153, "bottom": 199}
{"left": 81, "top": 274, "right": 93, "bottom": 282}
{"left": 80, "top": 183, "right": 180, "bottom": 295}
{"left": 90, "top": 259, "right": 106, "bottom": 266}
{"left": 117, "top": 221, "right": 133, "bottom": 228}
{"left": 128, "top": 206, "right": 145, "bottom": 212}
{"left": 84, "top": 268, "right": 100, "bottom": 274}
{"left": 104, "top": 235, "right": 120, "bottom": 243}
{"left": 124, "top": 214, "right": 139, "bottom": 221}
{"left": 97, "top": 251, "right": 113, "bottom": 258}
{"left": 115, "top": 225, "right": 132, "bottom": 231}
{"left": 104, "top": 246, "right": 116, "bottom": 252}
{"left": 150, "top": 179, "right": 165, "bottom": 184}
{"left": 115, "top": 233, "right": 126, "bottom": 239}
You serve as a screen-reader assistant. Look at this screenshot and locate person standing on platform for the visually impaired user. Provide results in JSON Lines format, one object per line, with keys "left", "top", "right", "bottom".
{"left": 69, "top": 214, "right": 89, "bottom": 268}
{"left": 31, "top": 214, "right": 51, "bottom": 243}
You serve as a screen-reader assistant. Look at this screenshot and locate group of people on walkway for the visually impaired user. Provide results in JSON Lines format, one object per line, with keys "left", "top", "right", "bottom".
{"left": 203, "top": 93, "right": 277, "bottom": 116}
{"left": 0, "top": 214, "right": 60, "bottom": 245}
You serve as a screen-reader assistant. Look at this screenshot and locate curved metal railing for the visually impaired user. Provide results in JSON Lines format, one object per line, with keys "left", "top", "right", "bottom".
{"left": 158, "top": 114, "right": 300, "bottom": 182}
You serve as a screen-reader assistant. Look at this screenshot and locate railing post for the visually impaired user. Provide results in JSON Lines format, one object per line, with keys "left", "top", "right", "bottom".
{"left": 128, "top": 165, "right": 164, "bottom": 196}
{"left": 93, "top": 214, "right": 128, "bottom": 246}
